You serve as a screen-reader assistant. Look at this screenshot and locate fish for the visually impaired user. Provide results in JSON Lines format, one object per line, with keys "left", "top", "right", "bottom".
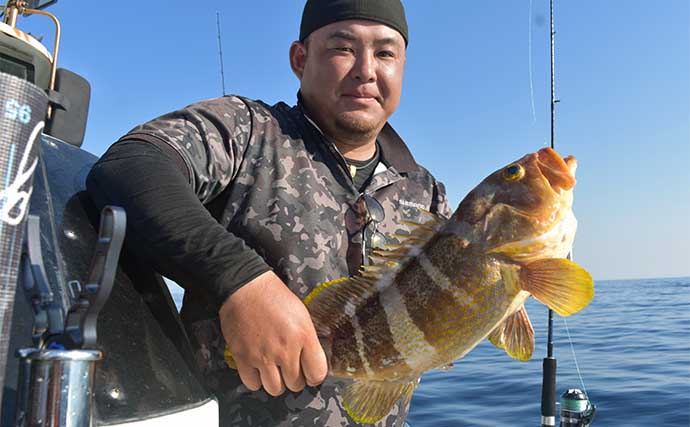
{"left": 225, "top": 147, "right": 594, "bottom": 424}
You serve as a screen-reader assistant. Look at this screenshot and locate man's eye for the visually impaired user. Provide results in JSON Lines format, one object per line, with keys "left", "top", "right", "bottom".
{"left": 334, "top": 47, "right": 354, "bottom": 53}
{"left": 378, "top": 50, "right": 395, "bottom": 58}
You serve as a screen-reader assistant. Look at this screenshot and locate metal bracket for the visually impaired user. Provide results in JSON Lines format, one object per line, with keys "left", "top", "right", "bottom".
{"left": 21, "top": 214, "right": 64, "bottom": 347}
{"left": 21, "top": 206, "right": 126, "bottom": 349}
{"left": 60, "top": 206, "right": 126, "bottom": 348}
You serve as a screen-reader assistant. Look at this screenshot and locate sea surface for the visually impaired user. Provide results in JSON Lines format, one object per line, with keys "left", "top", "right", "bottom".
{"left": 169, "top": 277, "right": 690, "bottom": 427}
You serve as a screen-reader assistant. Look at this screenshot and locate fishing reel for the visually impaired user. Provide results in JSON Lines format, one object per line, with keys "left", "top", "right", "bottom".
{"left": 559, "top": 389, "right": 596, "bottom": 427}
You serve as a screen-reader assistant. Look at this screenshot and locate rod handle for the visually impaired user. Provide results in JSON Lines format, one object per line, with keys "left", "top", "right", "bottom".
{"left": 541, "top": 356, "right": 558, "bottom": 426}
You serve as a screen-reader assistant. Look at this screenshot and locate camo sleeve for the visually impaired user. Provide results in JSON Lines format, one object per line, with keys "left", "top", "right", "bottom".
{"left": 120, "top": 95, "right": 252, "bottom": 204}
{"left": 87, "top": 96, "right": 271, "bottom": 303}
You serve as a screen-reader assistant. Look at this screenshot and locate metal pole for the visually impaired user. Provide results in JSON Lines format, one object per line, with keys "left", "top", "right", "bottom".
{"left": 5, "top": 4, "right": 19, "bottom": 27}
{"left": 23, "top": 8, "right": 62, "bottom": 119}
{"left": 541, "top": 1, "right": 558, "bottom": 426}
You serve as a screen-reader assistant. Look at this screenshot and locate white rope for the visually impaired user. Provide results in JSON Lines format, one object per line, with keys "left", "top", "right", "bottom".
{"left": 563, "top": 317, "right": 591, "bottom": 400}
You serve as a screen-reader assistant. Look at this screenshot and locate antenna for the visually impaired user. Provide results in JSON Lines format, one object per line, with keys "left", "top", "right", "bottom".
{"left": 216, "top": 11, "right": 226, "bottom": 96}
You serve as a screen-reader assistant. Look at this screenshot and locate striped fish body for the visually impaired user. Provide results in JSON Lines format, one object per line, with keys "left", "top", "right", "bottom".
{"left": 303, "top": 148, "right": 594, "bottom": 423}
{"left": 324, "top": 239, "right": 523, "bottom": 382}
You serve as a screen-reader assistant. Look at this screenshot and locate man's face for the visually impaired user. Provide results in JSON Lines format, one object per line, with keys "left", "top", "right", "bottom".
{"left": 291, "top": 20, "right": 406, "bottom": 143}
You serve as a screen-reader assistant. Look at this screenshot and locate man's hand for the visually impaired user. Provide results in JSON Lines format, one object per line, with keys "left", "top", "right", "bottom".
{"left": 219, "top": 271, "right": 328, "bottom": 396}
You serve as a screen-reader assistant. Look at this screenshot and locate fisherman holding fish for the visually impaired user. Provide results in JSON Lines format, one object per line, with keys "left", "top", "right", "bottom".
{"left": 88, "top": 0, "right": 594, "bottom": 425}
{"left": 87, "top": 0, "right": 453, "bottom": 425}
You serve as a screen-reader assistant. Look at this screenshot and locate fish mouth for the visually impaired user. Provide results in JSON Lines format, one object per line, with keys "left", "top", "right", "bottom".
{"left": 536, "top": 148, "right": 576, "bottom": 191}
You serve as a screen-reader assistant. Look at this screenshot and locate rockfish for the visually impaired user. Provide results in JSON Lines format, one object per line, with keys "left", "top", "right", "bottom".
{"left": 228, "top": 147, "right": 594, "bottom": 423}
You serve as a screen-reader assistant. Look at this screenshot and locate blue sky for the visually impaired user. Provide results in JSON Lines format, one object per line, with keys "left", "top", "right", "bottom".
{"left": 16, "top": 1, "right": 689, "bottom": 280}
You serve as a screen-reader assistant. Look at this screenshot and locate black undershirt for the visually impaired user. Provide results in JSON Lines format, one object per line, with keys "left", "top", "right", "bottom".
{"left": 345, "top": 143, "right": 380, "bottom": 192}
{"left": 86, "top": 139, "right": 271, "bottom": 303}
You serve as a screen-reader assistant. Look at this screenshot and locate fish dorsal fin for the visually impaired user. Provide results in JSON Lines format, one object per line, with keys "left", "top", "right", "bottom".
{"left": 397, "top": 210, "right": 445, "bottom": 244}
{"left": 369, "top": 213, "right": 445, "bottom": 268}
{"left": 305, "top": 253, "right": 413, "bottom": 335}
{"left": 304, "top": 276, "right": 379, "bottom": 336}
{"left": 415, "top": 208, "right": 446, "bottom": 229}
{"left": 305, "top": 213, "right": 446, "bottom": 335}
{"left": 488, "top": 305, "right": 535, "bottom": 361}
{"left": 520, "top": 258, "right": 594, "bottom": 316}
{"left": 343, "top": 379, "right": 418, "bottom": 424}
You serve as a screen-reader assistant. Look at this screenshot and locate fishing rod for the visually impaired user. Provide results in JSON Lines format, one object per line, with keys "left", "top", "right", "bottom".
{"left": 540, "top": 2, "right": 595, "bottom": 426}
{"left": 540, "top": 0, "right": 558, "bottom": 424}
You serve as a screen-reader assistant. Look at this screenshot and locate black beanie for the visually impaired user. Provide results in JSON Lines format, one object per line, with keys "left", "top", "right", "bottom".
{"left": 299, "top": 0, "right": 408, "bottom": 46}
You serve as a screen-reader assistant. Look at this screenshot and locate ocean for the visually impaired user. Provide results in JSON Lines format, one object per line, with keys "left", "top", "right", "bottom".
{"left": 169, "top": 277, "right": 690, "bottom": 426}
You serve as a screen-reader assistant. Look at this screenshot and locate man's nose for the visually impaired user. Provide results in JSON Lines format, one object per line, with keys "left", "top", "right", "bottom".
{"left": 352, "top": 52, "right": 376, "bottom": 82}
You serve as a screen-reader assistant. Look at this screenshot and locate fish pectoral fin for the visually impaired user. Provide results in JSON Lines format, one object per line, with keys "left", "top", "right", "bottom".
{"left": 520, "top": 258, "right": 594, "bottom": 316}
{"left": 488, "top": 305, "right": 534, "bottom": 361}
{"left": 343, "top": 379, "right": 418, "bottom": 424}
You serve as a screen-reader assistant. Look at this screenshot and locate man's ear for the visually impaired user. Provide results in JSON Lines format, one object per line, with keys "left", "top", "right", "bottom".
{"left": 289, "top": 41, "right": 307, "bottom": 80}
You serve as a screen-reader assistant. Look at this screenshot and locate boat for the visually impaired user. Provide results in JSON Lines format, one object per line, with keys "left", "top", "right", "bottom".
{"left": 0, "top": 1, "right": 218, "bottom": 424}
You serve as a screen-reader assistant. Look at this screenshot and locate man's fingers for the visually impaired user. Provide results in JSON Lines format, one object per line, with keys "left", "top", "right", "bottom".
{"left": 300, "top": 337, "right": 328, "bottom": 387}
{"left": 218, "top": 272, "right": 327, "bottom": 395}
{"left": 235, "top": 359, "right": 261, "bottom": 392}
{"left": 281, "top": 352, "right": 307, "bottom": 392}
{"left": 259, "top": 364, "right": 286, "bottom": 396}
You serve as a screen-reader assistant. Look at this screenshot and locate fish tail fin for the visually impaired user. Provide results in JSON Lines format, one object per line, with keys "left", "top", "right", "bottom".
{"left": 343, "top": 379, "right": 417, "bottom": 424}
{"left": 520, "top": 258, "right": 594, "bottom": 316}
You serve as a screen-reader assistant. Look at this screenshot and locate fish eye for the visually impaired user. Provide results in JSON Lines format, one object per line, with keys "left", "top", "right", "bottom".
{"left": 502, "top": 164, "right": 525, "bottom": 182}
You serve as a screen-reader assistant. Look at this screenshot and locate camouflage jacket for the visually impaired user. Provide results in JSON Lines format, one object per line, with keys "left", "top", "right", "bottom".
{"left": 120, "top": 95, "right": 451, "bottom": 427}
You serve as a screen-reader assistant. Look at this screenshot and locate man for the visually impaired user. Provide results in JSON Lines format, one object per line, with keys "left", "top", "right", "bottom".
{"left": 87, "top": 0, "right": 451, "bottom": 425}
